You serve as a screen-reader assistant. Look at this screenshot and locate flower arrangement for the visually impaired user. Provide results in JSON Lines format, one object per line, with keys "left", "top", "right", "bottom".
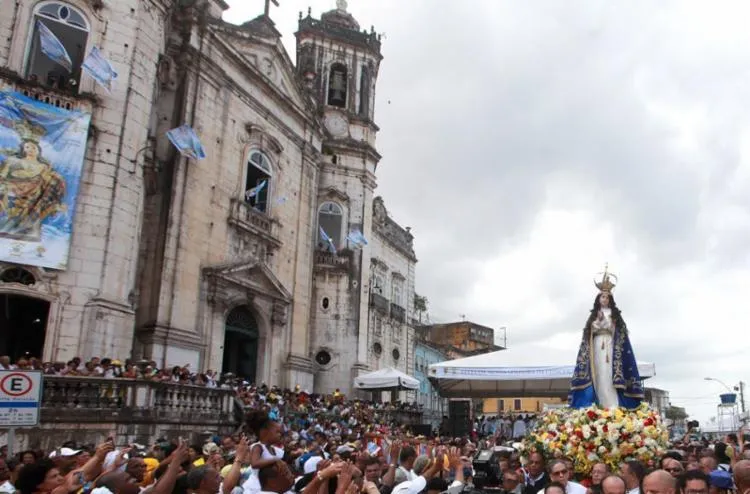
{"left": 520, "top": 403, "right": 669, "bottom": 475}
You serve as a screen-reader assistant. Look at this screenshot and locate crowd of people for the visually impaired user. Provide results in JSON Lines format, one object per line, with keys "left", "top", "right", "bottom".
{"left": 2, "top": 354, "right": 423, "bottom": 415}
{"left": 3, "top": 354, "right": 750, "bottom": 494}
{"left": 2, "top": 404, "right": 749, "bottom": 494}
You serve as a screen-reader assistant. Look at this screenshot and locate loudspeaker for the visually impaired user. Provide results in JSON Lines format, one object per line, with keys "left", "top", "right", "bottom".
{"left": 409, "top": 424, "right": 432, "bottom": 437}
{"left": 448, "top": 400, "right": 471, "bottom": 437}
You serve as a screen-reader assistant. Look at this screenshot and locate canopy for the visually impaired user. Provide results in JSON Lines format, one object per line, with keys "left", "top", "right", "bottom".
{"left": 428, "top": 348, "right": 656, "bottom": 398}
{"left": 354, "top": 367, "right": 420, "bottom": 391}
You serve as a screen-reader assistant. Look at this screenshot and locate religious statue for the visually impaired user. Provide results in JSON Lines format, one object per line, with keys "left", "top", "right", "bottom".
{"left": 569, "top": 267, "right": 644, "bottom": 409}
{"left": 0, "top": 120, "right": 67, "bottom": 241}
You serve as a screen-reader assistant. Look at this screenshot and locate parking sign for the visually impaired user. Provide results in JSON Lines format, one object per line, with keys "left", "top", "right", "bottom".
{"left": 0, "top": 371, "right": 42, "bottom": 427}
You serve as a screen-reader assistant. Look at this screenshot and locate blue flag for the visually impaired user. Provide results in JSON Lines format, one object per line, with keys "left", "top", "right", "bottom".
{"left": 245, "top": 180, "right": 267, "bottom": 201}
{"left": 82, "top": 47, "right": 118, "bottom": 91}
{"left": 319, "top": 227, "right": 337, "bottom": 255}
{"left": 37, "top": 21, "right": 72, "bottom": 72}
{"left": 346, "top": 229, "right": 368, "bottom": 248}
{"left": 166, "top": 125, "right": 206, "bottom": 160}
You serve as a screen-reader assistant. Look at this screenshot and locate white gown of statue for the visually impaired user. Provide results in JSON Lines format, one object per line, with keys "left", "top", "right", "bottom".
{"left": 591, "top": 307, "right": 619, "bottom": 408}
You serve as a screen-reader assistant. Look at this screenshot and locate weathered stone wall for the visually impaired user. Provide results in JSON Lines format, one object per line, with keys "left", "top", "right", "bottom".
{"left": 368, "top": 198, "right": 418, "bottom": 400}
{"left": 0, "top": 0, "right": 170, "bottom": 362}
{"left": 0, "top": 2, "right": 416, "bottom": 397}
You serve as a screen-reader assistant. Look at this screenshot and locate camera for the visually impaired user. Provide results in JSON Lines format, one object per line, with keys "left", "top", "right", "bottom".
{"left": 472, "top": 450, "right": 502, "bottom": 490}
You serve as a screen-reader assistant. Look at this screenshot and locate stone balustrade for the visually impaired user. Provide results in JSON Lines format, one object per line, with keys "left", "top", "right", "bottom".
{"left": 228, "top": 198, "right": 281, "bottom": 246}
{"left": 0, "top": 69, "right": 95, "bottom": 113}
{"left": 41, "top": 376, "right": 236, "bottom": 422}
{"left": 2, "top": 376, "right": 239, "bottom": 451}
{"left": 313, "top": 249, "right": 352, "bottom": 271}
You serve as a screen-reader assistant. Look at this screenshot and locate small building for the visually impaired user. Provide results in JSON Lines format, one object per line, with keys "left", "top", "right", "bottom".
{"left": 414, "top": 341, "right": 448, "bottom": 428}
{"left": 483, "top": 397, "right": 565, "bottom": 414}
{"left": 645, "top": 387, "right": 670, "bottom": 416}
{"left": 415, "top": 321, "right": 505, "bottom": 359}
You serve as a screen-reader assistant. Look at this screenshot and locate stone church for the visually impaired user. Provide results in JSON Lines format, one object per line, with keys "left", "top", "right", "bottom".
{"left": 0, "top": 0, "right": 417, "bottom": 394}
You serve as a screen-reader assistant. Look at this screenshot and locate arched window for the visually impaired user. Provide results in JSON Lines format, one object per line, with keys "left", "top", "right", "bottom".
{"left": 0, "top": 268, "right": 36, "bottom": 286}
{"left": 245, "top": 150, "right": 272, "bottom": 213}
{"left": 318, "top": 202, "right": 342, "bottom": 250}
{"left": 26, "top": 2, "right": 90, "bottom": 92}
{"left": 327, "top": 63, "right": 348, "bottom": 108}
{"left": 359, "top": 65, "right": 370, "bottom": 117}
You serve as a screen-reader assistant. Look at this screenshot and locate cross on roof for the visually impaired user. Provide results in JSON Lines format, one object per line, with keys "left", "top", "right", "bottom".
{"left": 264, "top": 0, "right": 279, "bottom": 17}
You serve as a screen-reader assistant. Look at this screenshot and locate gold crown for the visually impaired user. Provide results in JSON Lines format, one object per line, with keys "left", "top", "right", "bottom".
{"left": 13, "top": 119, "right": 46, "bottom": 142}
{"left": 594, "top": 263, "right": 618, "bottom": 293}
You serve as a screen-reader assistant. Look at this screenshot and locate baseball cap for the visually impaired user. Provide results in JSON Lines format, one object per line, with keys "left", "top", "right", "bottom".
{"left": 49, "top": 448, "right": 82, "bottom": 458}
{"left": 709, "top": 470, "right": 734, "bottom": 490}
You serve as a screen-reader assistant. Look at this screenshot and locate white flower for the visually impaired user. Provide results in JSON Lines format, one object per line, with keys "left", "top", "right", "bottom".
{"left": 582, "top": 425, "right": 592, "bottom": 439}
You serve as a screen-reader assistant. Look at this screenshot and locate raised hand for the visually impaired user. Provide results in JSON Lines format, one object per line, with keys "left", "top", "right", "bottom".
{"left": 113, "top": 447, "right": 132, "bottom": 468}
{"left": 172, "top": 439, "right": 190, "bottom": 465}
{"left": 320, "top": 461, "right": 345, "bottom": 480}
{"left": 235, "top": 435, "right": 250, "bottom": 463}
{"left": 94, "top": 441, "right": 115, "bottom": 461}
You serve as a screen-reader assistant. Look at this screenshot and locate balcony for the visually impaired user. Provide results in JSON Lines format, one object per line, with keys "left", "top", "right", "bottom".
{"left": 390, "top": 303, "right": 406, "bottom": 323}
{"left": 41, "top": 376, "right": 236, "bottom": 422}
{"left": 314, "top": 248, "right": 351, "bottom": 272}
{"left": 0, "top": 68, "right": 95, "bottom": 113}
{"left": 228, "top": 198, "right": 281, "bottom": 247}
{"left": 370, "top": 292, "right": 389, "bottom": 314}
{"left": 18, "top": 376, "right": 240, "bottom": 451}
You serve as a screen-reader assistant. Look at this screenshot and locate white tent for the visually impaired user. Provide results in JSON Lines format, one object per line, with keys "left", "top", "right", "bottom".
{"left": 354, "top": 367, "right": 420, "bottom": 391}
{"left": 428, "top": 349, "right": 656, "bottom": 398}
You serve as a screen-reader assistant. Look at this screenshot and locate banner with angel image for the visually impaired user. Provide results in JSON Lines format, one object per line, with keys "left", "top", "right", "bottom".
{"left": 0, "top": 90, "right": 91, "bottom": 269}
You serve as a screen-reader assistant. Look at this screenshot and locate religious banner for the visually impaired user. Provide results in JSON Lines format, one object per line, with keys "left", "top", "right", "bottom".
{"left": 0, "top": 90, "right": 91, "bottom": 270}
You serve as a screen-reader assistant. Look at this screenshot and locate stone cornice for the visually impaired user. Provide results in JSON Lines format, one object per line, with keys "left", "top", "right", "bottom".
{"left": 185, "top": 47, "right": 320, "bottom": 154}
{"left": 323, "top": 137, "right": 382, "bottom": 164}
{"left": 206, "top": 22, "right": 319, "bottom": 119}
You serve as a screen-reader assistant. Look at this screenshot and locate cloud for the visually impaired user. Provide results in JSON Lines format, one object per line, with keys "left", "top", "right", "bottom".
{"left": 223, "top": 0, "right": 750, "bottom": 424}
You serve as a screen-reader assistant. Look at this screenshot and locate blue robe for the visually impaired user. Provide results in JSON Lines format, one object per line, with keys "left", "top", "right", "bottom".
{"left": 568, "top": 318, "right": 644, "bottom": 409}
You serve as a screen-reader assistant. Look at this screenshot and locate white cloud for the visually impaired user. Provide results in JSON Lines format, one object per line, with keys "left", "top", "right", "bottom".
{"left": 224, "top": 0, "right": 750, "bottom": 424}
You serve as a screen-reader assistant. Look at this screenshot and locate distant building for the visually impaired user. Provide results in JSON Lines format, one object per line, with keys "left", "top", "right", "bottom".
{"left": 414, "top": 341, "right": 448, "bottom": 427}
{"left": 645, "top": 387, "right": 670, "bottom": 416}
{"left": 415, "top": 321, "right": 505, "bottom": 359}
{"left": 483, "top": 397, "right": 565, "bottom": 414}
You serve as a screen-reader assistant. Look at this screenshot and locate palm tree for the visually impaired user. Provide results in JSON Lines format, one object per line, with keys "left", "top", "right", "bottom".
{"left": 414, "top": 293, "right": 428, "bottom": 323}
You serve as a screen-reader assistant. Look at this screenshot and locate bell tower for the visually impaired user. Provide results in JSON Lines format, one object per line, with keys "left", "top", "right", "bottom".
{"left": 296, "top": 2, "right": 384, "bottom": 394}
{"left": 296, "top": 0, "right": 382, "bottom": 130}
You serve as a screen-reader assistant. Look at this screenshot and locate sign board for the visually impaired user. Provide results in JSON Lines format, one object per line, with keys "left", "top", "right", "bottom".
{"left": 0, "top": 371, "right": 43, "bottom": 427}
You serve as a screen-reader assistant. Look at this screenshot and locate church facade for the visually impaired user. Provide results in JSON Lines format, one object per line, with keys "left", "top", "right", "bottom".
{"left": 0, "top": 0, "right": 417, "bottom": 394}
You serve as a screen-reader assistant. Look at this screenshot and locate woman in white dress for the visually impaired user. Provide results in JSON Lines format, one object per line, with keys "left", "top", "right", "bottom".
{"left": 569, "top": 269, "right": 644, "bottom": 409}
{"left": 243, "top": 410, "right": 285, "bottom": 494}
{"left": 590, "top": 291, "right": 619, "bottom": 408}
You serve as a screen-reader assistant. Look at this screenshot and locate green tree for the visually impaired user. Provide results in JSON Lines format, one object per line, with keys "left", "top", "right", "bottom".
{"left": 414, "top": 293, "right": 428, "bottom": 323}
{"left": 665, "top": 406, "right": 687, "bottom": 421}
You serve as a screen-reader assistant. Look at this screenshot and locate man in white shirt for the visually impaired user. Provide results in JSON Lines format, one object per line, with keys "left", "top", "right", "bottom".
{"left": 601, "top": 476, "right": 626, "bottom": 494}
{"left": 391, "top": 457, "right": 442, "bottom": 494}
{"left": 395, "top": 446, "right": 417, "bottom": 484}
{"left": 513, "top": 416, "right": 527, "bottom": 439}
{"left": 540, "top": 460, "right": 586, "bottom": 494}
{"left": 620, "top": 460, "right": 645, "bottom": 494}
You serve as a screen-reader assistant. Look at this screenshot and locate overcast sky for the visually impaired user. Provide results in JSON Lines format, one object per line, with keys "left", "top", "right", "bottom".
{"left": 224, "top": 0, "right": 750, "bottom": 425}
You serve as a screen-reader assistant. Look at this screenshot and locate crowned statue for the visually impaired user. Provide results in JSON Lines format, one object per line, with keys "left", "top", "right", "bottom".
{"left": 569, "top": 266, "right": 644, "bottom": 409}
{"left": 0, "top": 118, "right": 67, "bottom": 242}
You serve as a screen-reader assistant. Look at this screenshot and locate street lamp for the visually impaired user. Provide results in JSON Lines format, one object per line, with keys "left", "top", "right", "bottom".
{"left": 704, "top": 377, "right": 733, "bottom": 393}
